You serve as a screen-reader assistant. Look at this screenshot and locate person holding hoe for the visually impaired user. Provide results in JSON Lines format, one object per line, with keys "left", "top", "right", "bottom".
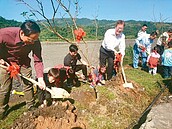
{"left": 0, "top": 20, "right": 46, "bottom": 120}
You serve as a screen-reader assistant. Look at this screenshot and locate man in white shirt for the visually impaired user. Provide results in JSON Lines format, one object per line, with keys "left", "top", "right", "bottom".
{"left": 133, "top": 31, "right": 158, "bottom": 69}
{"left": 99, "top": 20, "right": 125, "bottom": 80}
{"left": 137, "top": 24, "right": 148, "bottom": 37}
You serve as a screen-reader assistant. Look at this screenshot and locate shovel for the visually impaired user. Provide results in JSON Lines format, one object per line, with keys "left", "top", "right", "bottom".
{"left": 120, "top": 62, "right": 134, "bottom": 88}
{"left": 20, "top": 75, "right": 70, "bottom": 98}
{"left": 0, "top": 64, "right": 70, "bottom": 98}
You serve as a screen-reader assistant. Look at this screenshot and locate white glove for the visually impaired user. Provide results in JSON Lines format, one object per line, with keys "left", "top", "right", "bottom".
{"left": 38, "top": 77, "right": 46, "bottom": 90}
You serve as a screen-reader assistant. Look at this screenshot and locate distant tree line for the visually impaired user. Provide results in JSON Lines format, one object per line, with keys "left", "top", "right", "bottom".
{"left": 1, "top": 16, "right": 172, "bottom": 41}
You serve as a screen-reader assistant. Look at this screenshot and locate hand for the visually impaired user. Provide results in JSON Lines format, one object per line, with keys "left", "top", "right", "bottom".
{"left": 139, "top": 45, "right": 145, "bottom": 50}
{"left": 146, "top": 62, "right": 149, "bottom": 66}
{"left": 38, "top": 77, "right": 46, "bottom": 90}
{"left": 0, "top": 59, "right": 10, "bottom": 68}
{"left": 0, "top": 59, "right": 5, "bottom": 65}
{"left": 114, "top": 49, "right": 119, "bottom": 54}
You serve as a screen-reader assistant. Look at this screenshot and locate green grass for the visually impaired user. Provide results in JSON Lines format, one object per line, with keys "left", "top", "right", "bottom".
{"left": 0, "top": 103, "right": 26, "bottom": 129}
{"left": 87, "top": 115, "right": 113, "bottom": 129}
{"left": 97, "top": 86, "right": 117, "bottom": 100}
{"left": 124, "top": 46, "right": 170, "bottom": 95}
{"left": 126, "top": 68, "right": 162, "bottom": 93}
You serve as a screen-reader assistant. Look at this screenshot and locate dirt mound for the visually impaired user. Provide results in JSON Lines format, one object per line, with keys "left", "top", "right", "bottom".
{"left": 11, "top": 100, "right": 86, "bottom": 129}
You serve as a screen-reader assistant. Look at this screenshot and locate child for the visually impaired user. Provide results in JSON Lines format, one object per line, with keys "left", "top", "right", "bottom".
{"left": 161, "top": 40, "right": 172, "bottom": 78}
{"left": 90, "top": 65, "right": 106, "bottom": 88}
{"left": 54, "top": 64, "right": 79, "bottom": 87}
{"left": 37, "top": 68, "right": 60, "bottom": 108}
{"left": 147, "top": 46, "right": 160, "bottom": 75}
{"left": 64, "top": 44, "right": 88, "bottom": 86}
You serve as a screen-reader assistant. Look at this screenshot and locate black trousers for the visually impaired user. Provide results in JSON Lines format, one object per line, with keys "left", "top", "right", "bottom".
{"left": 67, "top": 64, "right": 87, "bottom": 85}
{"left": 72, "top": 64, "right": 87, "bottom": 77}
{"left": 99, "top": 46, "right": 115, "bottom": 80}
{"left": 37, "top": 85, "right": 51, "bottom": 105}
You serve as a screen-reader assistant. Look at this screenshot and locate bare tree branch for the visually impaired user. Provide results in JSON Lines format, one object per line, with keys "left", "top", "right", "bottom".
{"left": 17, "top": 0, "right": 91, "bottom": 65}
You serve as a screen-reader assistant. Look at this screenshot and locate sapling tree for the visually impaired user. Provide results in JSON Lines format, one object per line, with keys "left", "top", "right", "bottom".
{"left": 17, "top": 0, "right": 91, "bottom": 65}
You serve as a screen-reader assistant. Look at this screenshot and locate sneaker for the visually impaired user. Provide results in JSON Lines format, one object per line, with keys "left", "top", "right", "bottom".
{"left": 97, "top": 83, "right": 102, "bottom": 86}
{"left": 100, "top": 80, "right": 105, "bottom": 85}
{"left": 90, "top": 84, "right": 95, "bottom": 88}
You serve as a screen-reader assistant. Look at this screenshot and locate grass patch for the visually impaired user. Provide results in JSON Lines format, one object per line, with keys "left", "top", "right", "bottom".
{"left": 125, "top": 67, "right": 166, "bottom": 95}
{"left": 0, "top": 102, "right": 26, "bottom": 129}
{"left": 97, "top": 86, "right": 117, "bottom": 100}
{"left": 87, "top": 115, "right": 113, "bottom": 129}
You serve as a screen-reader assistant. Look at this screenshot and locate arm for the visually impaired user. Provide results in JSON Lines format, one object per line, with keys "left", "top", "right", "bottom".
{"left": 102, "top": 29, "right": 116, "bottom": 51}
{"left": 135, "top": 36, "right": 143, "bottom": 47}
{"left": 145, "top": 43, "right": 152, "bottom": 55}
{"left": 118, "top": 34, "right": 126, "bottom": 58}
{"left": 76, "top": 53, "right": 88, "bottom": 66}
{"left": 33, "top": 40, "right": 45, "bottom": 89}
{"left": 0, "top": 34, "right": 8, "bottom": 66}
{"left": 147, "top": 54, "right": 151, "bottom": 62}
{"left": 64, "top": 54, "right": 72, "bottom": 66}
{"left": 33, "top": 41, "right": 44, "bottom": 78}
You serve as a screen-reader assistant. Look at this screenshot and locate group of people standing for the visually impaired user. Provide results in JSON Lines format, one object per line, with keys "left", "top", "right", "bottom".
{"left": 133, "top": 24, "right": 172, "bottom": 77}
{"left": 1, "top": 19, "right": 172, "bottom": 120}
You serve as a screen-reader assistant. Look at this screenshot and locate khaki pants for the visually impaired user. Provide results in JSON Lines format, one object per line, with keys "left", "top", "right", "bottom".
{"left": 0, "top": 66, "right": 34, "bottom": 115}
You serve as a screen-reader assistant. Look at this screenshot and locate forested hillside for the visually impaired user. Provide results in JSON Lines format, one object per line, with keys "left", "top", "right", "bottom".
{"left": 1, "top": 16, "right": 172, "bottom": 41}
{"left": 0, "top": 16, "right": 21, "bottom": 28}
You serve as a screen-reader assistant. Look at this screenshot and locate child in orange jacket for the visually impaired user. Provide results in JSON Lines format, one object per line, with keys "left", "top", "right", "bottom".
{"left": 147, "top": 46, "right": 160, "bottom": 75}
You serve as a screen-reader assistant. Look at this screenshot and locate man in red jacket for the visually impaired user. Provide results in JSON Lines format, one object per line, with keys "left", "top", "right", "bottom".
{"left": 0, "top": 20, "right": 46, "bottom": 120}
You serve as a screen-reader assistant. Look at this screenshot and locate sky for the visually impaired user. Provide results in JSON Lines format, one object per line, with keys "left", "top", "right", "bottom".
{"left": 0, "top": 0, "right": 172, "bottom": 22}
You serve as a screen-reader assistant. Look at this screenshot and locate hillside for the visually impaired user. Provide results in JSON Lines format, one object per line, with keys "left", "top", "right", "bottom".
{"left": 0, "top": 16, "right": 21, "bottom": 28}
{"left": 1, "top": 16, "right": 172, "bottom": 40}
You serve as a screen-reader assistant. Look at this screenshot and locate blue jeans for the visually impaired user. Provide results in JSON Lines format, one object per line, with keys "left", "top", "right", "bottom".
{"left": 163, "top": 66, "right": 172, "bottom": 78}
{"left": 133, "top": 44, "right": 147, "bottom": 68}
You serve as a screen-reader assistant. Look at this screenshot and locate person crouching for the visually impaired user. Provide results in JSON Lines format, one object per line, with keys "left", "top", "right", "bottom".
{"left": 37, "top": 68, "right": 60, "bottom": 108}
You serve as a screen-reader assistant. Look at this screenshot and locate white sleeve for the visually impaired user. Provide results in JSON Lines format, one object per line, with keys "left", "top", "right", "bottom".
{"left": 147, "top": 55, "right": 151, "bottom": 62}
{"left": 156, "top": 36, "right": 162, "bottom": 45}
{"left": 135, "top": 36, "right": 143, "bottom": 46}
{"left": 146, "top": 44, "right": 151, "bottom": 54}
{"left": 102, "top": 30, "right": 115, "bottom": 51}
{"left": 119, "top": 35, "right": 126, "bottom": 56}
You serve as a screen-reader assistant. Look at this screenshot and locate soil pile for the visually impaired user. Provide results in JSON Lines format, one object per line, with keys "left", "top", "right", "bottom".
{"left": 11, "top": 100, "right": 86, "bottom": 129}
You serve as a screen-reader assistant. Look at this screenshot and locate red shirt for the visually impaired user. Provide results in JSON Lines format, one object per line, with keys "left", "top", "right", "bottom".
{"left": 0, "top": 27, "right": 43, "bottom": 78}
